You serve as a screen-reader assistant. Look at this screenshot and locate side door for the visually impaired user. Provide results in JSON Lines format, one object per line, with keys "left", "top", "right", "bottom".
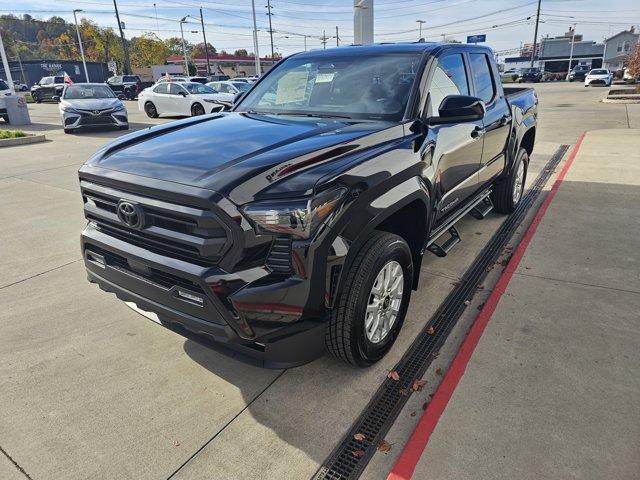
{"left": 168, "top": 83, "right": 189, "bottom": 116}
{"left": 468, "top": 52, "right": 511, "bottom": 186}
{"left": 40, "top": 77, "right": 55, "bottom": 99}
{"left": 425, "top": 51, "right": 484, "bottom": 221}
{"left": 151, "top": 83, "right": 171, "bottom": 114}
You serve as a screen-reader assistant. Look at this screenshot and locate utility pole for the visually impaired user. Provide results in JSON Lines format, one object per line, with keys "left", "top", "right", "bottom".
{"left": 251, "top": 0, "right": 261, "bottom": 75}
{"left": 199, "top": 8, "right": 211, "bottom": 75}
{"left": 566, "top": 23, "right": 577, "bottom": 80}
{"left": 0, "top": 30, "right": 14, "bottom": 91}
{"left": 265, "top": 0, "right": 275, "bottom": 58}
{"left": 15, "top": 51, "right": 26, "bottom": 84}
{"left": 530, "top": 0, "right": 542, "bottom": 67}
{"left": 416, "top": 20, "right": 426, "bottom": 41}
{"left": 73, "top": 9, "right": 90, "bottom": 82}
{"left": 113, "top": 0, "right": 131, "bottom": 74}
{"left": 179, "top": 17, "right": 189, "bottom": 75}
{"left": 336, "top": 26, "right": 339, "bottom": 46}
{"left": 321, "top": 30, "right": 328, "bottom": 49}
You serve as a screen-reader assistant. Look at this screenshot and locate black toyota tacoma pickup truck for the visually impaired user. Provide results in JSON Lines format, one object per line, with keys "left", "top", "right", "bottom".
{"left": 79, "top": 43, "right": 537, "bottom": 368}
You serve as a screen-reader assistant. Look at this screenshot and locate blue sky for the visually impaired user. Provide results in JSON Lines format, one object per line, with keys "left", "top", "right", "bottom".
{"left": 2, "top": 0, "right": 639, "bottom": 58}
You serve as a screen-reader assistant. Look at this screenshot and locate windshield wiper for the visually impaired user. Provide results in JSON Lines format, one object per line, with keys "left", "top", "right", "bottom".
{"left": 270, "top": 112, "right": 353, "bottom": 119}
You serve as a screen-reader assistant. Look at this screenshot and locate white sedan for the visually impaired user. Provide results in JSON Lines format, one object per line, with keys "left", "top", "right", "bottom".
{"left": 138, "top": 82, "right": 225, "bottom": 118}
{"left": 205, "top": 80, "right": 251, "bottom": 107}
{"left": 584, "top": 69, "right": 613, "bottom": 87}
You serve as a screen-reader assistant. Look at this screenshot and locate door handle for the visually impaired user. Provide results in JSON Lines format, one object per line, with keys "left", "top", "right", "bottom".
{"left": 471, "top": 126, "right": 485, "bottom": 139}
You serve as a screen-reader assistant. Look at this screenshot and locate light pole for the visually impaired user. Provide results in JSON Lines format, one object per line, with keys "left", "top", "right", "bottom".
{"left": 251, "top": 0, "right": 262, "bottom": 75}
{"left": 73, "top": 9, "right": 90, "bottom": 82}
{"left": 416, "top": 20, "right": 426, "bottom": 41}
{"left": 566, "top": 23, "right": 577, "bottom": 80}
{"left": 0, "top": 30, "right": 14, "bottom": 91}
{"left": 179, "top": 17, "right": 189, "bottom": 75}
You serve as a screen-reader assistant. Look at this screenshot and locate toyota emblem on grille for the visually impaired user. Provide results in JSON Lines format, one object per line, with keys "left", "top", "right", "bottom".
{"left": 117, "top": 200, "right": 145, "bottom": 229}
{"left": 92, "top": 110, "right": 101, "bottom": 116}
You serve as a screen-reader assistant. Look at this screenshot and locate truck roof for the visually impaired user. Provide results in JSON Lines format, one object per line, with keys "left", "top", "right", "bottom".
{"left": 293, "top": 42, "right": 493, "bottom": 58}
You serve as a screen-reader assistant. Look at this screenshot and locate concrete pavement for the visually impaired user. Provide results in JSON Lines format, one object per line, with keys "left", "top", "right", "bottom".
{"left": 1, "top": 83, "right": 639, "bottom": 479}
{"left": 387, "top": 129, "right": 640, "bottom": 479}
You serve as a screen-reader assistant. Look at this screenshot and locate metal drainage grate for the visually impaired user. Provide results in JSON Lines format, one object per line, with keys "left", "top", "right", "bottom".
{"left": 313, "top": 145, "right": 570, "bottom": 480}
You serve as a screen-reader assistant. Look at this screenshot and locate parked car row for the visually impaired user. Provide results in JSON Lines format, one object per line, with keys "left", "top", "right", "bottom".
{"left": 500, "top": 66, "right": 615, "bottom": 86}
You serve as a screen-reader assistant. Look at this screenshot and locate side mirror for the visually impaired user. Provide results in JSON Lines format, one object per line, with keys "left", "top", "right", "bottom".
{"left": 430, "top": 95, "right": 485, "bottom": 124}
{"left": 179, "top": 91, "right": 188, "bottom": 97}
{"left": 117, "top": 94, "right": 126, "bottom": 100}
{"left": 52, "top": 95, "right": 60, "bottom": 103}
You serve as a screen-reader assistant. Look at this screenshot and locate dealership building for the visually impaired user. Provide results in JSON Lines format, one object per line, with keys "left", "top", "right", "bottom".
{"left": 0, "top": 59, "right": 110, "bottom": 87}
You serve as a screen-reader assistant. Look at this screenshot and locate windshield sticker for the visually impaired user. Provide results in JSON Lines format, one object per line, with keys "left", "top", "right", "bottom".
{"left": 315, "top": 72, "right": 335, "bottom": 83}
{"left": 275, "top": 70, "right": 310, "bottom": 104}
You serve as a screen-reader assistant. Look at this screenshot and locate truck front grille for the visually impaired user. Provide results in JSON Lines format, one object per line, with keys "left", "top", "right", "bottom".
{"left": 81, "top": 180, "right": 233, "bottom": 267}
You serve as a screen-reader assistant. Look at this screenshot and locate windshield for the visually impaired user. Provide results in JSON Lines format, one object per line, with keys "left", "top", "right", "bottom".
{"left": 63, "top": 85, "right": 115, "bottom": 99}
{"left": 232, "top": 82, "right": 251, "bottom": 92}
{"left": 184, "top": 83, "right": 216, "bottom": 94}
{"left": 237, "top": 53, "right": 422, "bottom": 120}
{"left": 123, "top": 76, "right": 139, "bottom": 82}
{"left": 590, "top": 69, "right": 608, "bottom": 75}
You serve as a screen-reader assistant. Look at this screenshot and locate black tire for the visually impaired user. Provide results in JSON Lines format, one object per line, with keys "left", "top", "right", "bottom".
{"left": 326, "top": 232, "right": 413, "bottom": 367}
{"left": 64, "top": 128, "right": 74, "bottom": 134}
{"left": 144, "top": 102, "right": 158, "bottom": 118}
{"left": 33, "top": 95, "right": 41, "bottom": 103}
{"left": 492, "top": 147, "right": 528, "bottom": 214}
{"left": 118, "top": 125, "right": 129, "bottom": 131}
{"left": 191, "top": 102, "right": 205, "bottom": 116}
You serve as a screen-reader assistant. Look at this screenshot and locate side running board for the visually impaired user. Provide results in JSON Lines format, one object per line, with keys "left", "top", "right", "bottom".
{"left": 425, "top": 190, "right": 492, "bottom": 258}
{"left": 469, "top": 196, "right": 494, "bottom": 219}
{"left": 427, "top": 226, "right": 460, "bottom": 257}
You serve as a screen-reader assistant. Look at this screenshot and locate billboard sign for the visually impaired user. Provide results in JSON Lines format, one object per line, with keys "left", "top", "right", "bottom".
{"left": 467, "top": 34, "right": 486, "bottom": 43}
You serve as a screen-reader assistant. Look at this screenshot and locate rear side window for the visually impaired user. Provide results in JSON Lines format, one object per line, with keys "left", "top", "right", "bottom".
{"left": 153, "top": 84, "right": 168, "bottom": 94}
{"left": 0, "top": 80, "right": 8, "bottom": 90}
{"left": 428, "top": 53, "right": 469, "bottom": 115}
{"left": 469, "top": 53, "right": 495, "bottom": 104}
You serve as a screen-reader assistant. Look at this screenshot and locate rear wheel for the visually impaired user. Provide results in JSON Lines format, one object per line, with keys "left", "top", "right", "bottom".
{"left": 326, "top": 232, "right": 413, "bottom": 367}
{"left": 144, "top": 102, "right": 158, "bottom": 118}
{"left": 64, "top": 128, "right": 74, "bottom": 134}
{"left": 492, "top": 147, "right": 528, "bottom": 214}
{"left": 191, "top": 103, "right": 205, "bottom": 116}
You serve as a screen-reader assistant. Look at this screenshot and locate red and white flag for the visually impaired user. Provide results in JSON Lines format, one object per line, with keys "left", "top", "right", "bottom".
{"left": 63, "top": 73, "right": 74, "bottom": 85}
{"left": 164, "top": 72, "right": 172, "bottom": 83}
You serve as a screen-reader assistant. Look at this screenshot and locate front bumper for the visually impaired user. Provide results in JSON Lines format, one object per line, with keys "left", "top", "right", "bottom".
{"left": 585, "top": 78, "right": 609, "bottom": 86}
{"left": 63, "top": 109, "right": 128, "bottom": 130}
{"left": 81, "top": 222, "right": 326, "bottom": 368}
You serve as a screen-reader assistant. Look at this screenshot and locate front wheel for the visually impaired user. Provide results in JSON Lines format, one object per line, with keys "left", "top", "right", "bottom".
{"left": 326, "top": 232, "right": 413, "bottom": 366}
{"left": 191, "top": 103, "right": 205, "bottom": 116}
{"left": 491, "top": 147, "right": 528, "bottom": 214}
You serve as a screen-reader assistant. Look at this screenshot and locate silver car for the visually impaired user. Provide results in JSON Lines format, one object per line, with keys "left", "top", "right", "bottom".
{"left": 57, "top": 83, "right": 128, "bottom": 134}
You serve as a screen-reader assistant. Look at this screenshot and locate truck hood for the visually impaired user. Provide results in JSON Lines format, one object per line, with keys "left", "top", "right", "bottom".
{"left": 85, "top": 112, "right": 402, "bottom": 204}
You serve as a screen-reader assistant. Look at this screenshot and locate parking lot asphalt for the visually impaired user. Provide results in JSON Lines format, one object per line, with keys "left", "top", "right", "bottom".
{"left": 1, "top": 83, "right": 638, "bottom": 479}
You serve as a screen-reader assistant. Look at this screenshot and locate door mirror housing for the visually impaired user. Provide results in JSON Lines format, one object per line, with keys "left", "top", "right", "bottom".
{"left": 52, "top": 95, "right": 60, "bottom": 103}
{"left": 430, "top": 95, "right": 486, "bottom": 124}
{"left": 179, "top": 91, "right": 188, "bottom": 97}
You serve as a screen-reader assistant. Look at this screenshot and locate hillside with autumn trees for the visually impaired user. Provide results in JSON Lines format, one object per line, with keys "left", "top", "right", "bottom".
{"left": 0, "top": 14, "right": 256, "bottom": 71}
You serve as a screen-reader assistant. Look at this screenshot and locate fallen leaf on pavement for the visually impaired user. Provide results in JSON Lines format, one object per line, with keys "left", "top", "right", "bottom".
{"left": 398, "top": 387, "right": 411, "bottom": 396}
{"left": 387, "top": 370, "right": 400, "bottom": 381}
{"left": 352, "top": 450, "right": 366, "bottom": 458}
{"left": 411, "top": 379, "right": 428, "bottom": 392}
{"left": 426, "top": 326, "right": 435, "bottom": 335}
{"left": 422, "top": 401, "right": 429, "bottom": 410}
{"left": 354, "top": 433, "right": 366, "bottom": 442}
{"left": 435, "top": 368, "right": 443, "bottom": 376}
{"left": 410, "top": 411, "right": 417, "bottom": 417}
{"left": 464, "top": 300, "right": 470, "bottom": 305}
{"left": 431, "top": 351, "right": 440, "bottom": 359}
{"left": 377, "top": 440, "right": 392, "bottom": 453}
{"left": 173, "top": 440, "right": 180, "bottom": 447}
{"left": 477, "top": 302, "right": 485, "bottom": 311}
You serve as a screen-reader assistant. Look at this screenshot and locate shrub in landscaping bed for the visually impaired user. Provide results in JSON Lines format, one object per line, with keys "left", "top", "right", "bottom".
{"left": 0, "top": 130, "right": 26, "bottom": 139}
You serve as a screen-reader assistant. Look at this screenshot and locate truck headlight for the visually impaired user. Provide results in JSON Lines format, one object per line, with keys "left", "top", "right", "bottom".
{"left": 241, "top": 187, "right": 347, "bottom": 239}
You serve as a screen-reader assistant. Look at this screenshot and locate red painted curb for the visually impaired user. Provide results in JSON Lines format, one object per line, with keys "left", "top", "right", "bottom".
{"left": 387, "top": 133, "right": 587, "bottom": 480}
